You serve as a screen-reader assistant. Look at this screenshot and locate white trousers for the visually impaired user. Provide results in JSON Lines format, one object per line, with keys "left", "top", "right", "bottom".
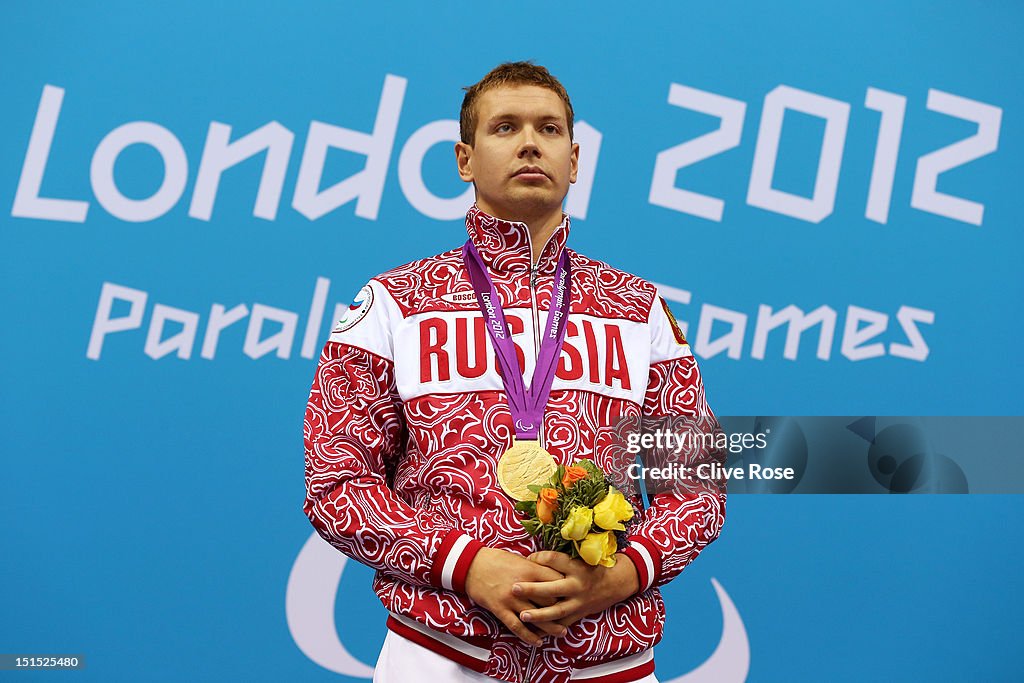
{"left": 373, "top": 630, "right": 660, "bottom": 683}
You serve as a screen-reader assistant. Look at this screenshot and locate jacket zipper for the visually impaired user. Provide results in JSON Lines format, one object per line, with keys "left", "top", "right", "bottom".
{"left": 522, "top": 224, "right": 558, "bottom": 683}
{"left": 524, "top": 646, "right": 538, "bottom": 683}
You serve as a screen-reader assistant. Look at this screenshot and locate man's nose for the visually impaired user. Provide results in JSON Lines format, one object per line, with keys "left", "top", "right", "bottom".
{"left": 517, "top": 127, "right": 541, "bottom": 158}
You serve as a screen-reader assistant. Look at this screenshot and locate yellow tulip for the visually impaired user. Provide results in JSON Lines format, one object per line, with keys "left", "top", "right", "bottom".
{"left": 576, "top": 530, "right": 617, "bottom": 567}
{"left": 592, "top": 487, "right": 634, "bottom": 532}
{"left": 560, "top": 506, "right": 594, "bottom": 541}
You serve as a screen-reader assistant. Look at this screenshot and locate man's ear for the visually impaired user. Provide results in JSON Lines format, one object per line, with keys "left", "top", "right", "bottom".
{"left": 455, "top": 141, "right": 474, "bottom": 182}
{"left": 568, "top": 142, "right": 580, "bottom": 184}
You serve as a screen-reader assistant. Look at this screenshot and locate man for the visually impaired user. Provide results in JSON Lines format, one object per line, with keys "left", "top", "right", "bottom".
{"left": 304, "top": 62, "right": 725, "bottom": 683}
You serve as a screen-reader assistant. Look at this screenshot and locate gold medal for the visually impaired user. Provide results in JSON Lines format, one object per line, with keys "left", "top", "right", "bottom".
{"left": 496, "top": 439, "right": 558, "bottom": 501}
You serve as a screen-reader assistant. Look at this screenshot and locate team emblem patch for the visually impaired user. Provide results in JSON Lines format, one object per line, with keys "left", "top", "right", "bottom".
{"left": 333, "top": 284, "right": 374, "bottom": 333}
{"left": 661, "top": 297, "right": 688, "bottom": 346}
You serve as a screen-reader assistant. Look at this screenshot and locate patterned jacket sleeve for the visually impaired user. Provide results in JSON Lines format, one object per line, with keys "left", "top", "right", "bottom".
{"left": 619, "top": 296, "right": 727, "bottom": 593}
{"left": 303, "top": 280, "right": 484, "bottom": 593}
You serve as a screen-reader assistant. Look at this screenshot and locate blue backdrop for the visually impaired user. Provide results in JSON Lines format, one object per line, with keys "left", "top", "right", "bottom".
{"left": 2, "top": 2, "right": 1021, "bottom": 680}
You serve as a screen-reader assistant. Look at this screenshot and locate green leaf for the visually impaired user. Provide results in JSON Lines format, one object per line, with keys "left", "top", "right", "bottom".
{"left": 515, "top": 500, "right": 537, "bottom": 514}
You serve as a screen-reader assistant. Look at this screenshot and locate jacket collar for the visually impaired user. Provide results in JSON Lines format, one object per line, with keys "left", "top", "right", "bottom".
{"left": 465, "top": 203, "right": 571, "bottom": 275}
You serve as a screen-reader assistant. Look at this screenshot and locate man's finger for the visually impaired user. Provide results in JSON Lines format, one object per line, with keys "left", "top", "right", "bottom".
{"left": 513, "top": 578, "right": 575, "bottom": 601}
{"left": 498, "top": 610, "right": 543, "bottom": 647}
{"left": 557, "top": 615, "right": 580, "bottom": 628}
{"left": 511, "top": 599, "right": 567, "bottom": 637}
{"left": 527, "top": 618, "right": 567, "bottom": 638}
{"left": 528, "top": 551, "right": 577, "bottom": 573}
{"left": 531, "top": 594, "right": 558, "bottom": 608}
{"left": 520, "top": 599, "right": 576, "bottom": 624}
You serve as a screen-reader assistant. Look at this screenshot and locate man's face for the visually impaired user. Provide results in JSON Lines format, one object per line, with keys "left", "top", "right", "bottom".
{"left": 456, "top": 85, "right": 579, "bottom": 221}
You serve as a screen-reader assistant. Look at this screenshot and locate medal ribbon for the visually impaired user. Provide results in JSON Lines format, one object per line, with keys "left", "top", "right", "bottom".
{"left": 462, "top": 240, "right": 572, "bottom": 441}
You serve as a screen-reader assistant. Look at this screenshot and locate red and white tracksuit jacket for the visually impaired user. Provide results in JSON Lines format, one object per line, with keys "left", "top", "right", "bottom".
{"left": 303, "top": 205, "right": 726, "bottom": 683}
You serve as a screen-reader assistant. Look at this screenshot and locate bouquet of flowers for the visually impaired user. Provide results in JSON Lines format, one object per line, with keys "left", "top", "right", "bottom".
{"left": 516, "top": 459, "right": 635, "bottom": 567}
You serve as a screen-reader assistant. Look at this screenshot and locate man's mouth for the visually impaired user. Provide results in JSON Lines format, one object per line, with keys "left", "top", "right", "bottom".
{"left": 513, "top": 166, "right": 548, "bottom": 180}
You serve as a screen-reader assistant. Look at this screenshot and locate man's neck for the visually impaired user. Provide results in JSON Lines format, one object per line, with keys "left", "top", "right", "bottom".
{"left": 526, "top": 218, "right": 559, "bottom": 264}
{"left": 476, "top": 202, "right": 563, "bottom": 265}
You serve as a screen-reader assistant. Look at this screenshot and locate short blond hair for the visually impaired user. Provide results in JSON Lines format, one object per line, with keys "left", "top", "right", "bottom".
{"left": 460, "top": 61, "right": 574, "bottom": 146}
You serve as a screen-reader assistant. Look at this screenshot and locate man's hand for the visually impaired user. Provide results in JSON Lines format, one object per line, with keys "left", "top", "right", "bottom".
{"left": 512, "top": 551, "right": 640, "bottom": 629}
{"left": 464, "top": 547, "right": 570, "bottom": 646}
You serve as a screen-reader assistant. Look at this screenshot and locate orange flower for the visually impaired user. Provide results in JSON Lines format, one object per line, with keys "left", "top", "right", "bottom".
{"left": 561, "top": 466, "right": 588, "bottom": 488}
{"left": 536, "top": 488, "right": 559, "bottom": 524}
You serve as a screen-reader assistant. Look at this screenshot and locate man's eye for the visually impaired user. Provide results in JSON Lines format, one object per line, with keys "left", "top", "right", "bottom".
{"left": 543, "top": 124, "right": 561, "bottom": 134}
{"left": 496, "top": 123, "right": 513, "bottom": 133}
